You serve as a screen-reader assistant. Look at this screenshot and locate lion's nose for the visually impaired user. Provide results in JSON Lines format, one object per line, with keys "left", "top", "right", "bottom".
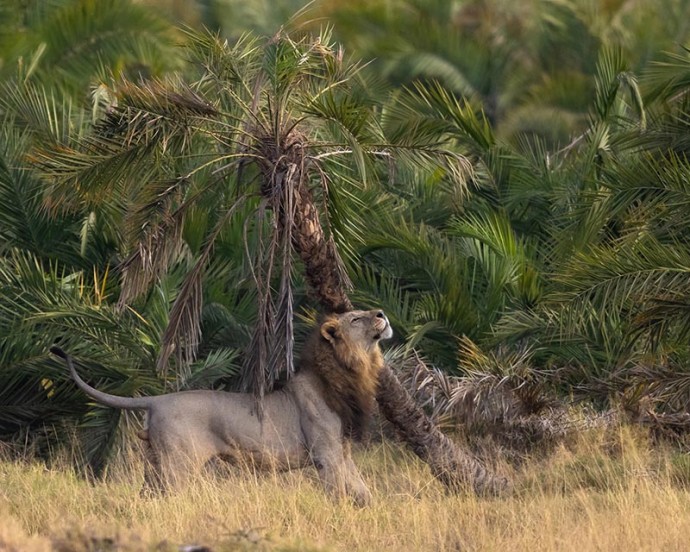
{"left": 376, "top": 310, "right": 385, "bottom": 319}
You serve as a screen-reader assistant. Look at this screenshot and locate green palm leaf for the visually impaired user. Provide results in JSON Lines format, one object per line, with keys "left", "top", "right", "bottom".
{"left": 2, "top": 0, "right": 180, "bottom": 94}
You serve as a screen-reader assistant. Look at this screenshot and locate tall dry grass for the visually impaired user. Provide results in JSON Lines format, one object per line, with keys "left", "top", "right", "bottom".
{"left": 2, "top": 427, "right": 690, "bottom": 551}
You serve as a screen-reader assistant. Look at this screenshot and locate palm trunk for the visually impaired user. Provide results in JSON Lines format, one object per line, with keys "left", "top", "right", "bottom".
{"left": 288, "top": 172, "right": 507, "bottom": 495}
{"left": 377, "top": 365, "right": 508, "bottom": 495}
{"left": 291, "top": 177, "right": 352, "bottom": 314}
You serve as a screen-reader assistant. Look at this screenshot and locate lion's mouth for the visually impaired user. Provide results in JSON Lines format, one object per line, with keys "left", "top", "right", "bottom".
{"left": 373, "top": 319, "right": 389, "bottom": 340}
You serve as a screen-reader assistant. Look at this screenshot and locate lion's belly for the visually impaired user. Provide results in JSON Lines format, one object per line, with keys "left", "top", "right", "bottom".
{"left": 219, "top": 407, "right": 309, "bottom": 469}
{"left": 141, "top": 388, "right": 315, "bottom": 475}
{"left": 148, "top": 389, "right": 309, "bottom": 470}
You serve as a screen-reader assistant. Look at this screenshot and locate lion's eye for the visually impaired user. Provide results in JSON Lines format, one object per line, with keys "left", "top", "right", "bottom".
{"left": 351, "top": 317, "right": 361, "bottom": 324}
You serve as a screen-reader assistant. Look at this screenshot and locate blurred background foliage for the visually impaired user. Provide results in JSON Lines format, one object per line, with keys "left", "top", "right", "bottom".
{"left": 2, "top": 0, "right": 690, "bottom": 470}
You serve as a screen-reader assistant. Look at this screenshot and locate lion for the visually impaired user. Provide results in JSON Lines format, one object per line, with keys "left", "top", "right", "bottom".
{"left": 50, "top": 309, "right": 392, "bottom": 505}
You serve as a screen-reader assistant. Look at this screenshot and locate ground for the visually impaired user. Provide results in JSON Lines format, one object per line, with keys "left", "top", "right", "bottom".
{"left": 2, "top": 428, "right": 690, "bottom": 551}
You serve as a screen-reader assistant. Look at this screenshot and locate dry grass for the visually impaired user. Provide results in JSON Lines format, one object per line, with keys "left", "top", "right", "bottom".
{"left": 3, "top": 427, "right": 690, "bottom": 551}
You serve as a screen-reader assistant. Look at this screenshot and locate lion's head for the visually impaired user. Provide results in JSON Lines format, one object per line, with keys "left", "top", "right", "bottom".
{"left": 300, "top": 309, "right": 393, "bottom": 440}
{"left": 320, "top": 309, "right": 393, "bottom": 352}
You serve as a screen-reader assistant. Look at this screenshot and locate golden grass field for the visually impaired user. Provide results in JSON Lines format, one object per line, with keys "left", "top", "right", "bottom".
{"left": 2, "top": 427, "right": 690, "bottom": 551}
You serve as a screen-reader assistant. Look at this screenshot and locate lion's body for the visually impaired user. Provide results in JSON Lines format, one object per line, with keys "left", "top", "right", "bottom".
{"left": 137, "top": 386, "right": 307, "bottom": 469}
{"left": 51, "top": 309, "right": 392, "bottom": 505}
{"left": 136, "top": 372, "right": 354, "bottom": 473}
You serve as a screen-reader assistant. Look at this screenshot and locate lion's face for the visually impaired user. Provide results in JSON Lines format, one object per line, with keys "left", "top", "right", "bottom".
{"left": 320, "top": 309, "right": 393, "bottom": 350}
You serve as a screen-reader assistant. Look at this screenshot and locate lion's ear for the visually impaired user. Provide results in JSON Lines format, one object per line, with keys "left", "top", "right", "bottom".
{"left": 320, "top": 319, "right": 340, "bottom": 344}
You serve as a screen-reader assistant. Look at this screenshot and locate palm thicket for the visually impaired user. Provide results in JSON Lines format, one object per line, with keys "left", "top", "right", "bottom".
{"left": 326, "top": 0, "right": 690, "bottom": 144}
{"left": 0, "top": 0, "right": 238, "bottom": 470}
{"left": 3, "top": 0, "right": 690, "bottom": 472}
{"left": 322, "top": 0, "right": 690, "bottom": 417}
{"left": 1, "top": 7, "right": 475, "bottom": 475}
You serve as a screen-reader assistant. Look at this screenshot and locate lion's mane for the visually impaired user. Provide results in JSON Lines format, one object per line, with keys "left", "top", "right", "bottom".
{"left": 298, "top": 313, "right": 384, "bottom": 440}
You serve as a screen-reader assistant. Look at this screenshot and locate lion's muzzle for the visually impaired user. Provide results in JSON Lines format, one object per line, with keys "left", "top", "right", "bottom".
{"left": 373, "top": 311, "right": 393, "bottom": 340}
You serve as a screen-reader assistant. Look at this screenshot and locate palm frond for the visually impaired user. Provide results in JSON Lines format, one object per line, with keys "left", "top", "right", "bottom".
{"left": 0, "top": 250, "right": 162, "bottom": 470}
{"left": 0, "top": 129, "right": 81, "bottom": 262}
{"left": 592, "top": 46, "right": 646, "bottom": 128}
{"left": 405, "top": 81, "right": 495, "bottom": 154}
{"left": 157, "top": 196, "right": 248, "bottom": 380}
{"left": 349, "top": 265, "right": 415, "bottom": 333}
{"left": 449, "top": 210, "right": 542, "bottom": 308}
{"left": 181, "top": 348, "right": 241, "bottom": 391}
{"left": 19, "top": 0, "right": 179, "bottom": 93}
{"left": 643, "top": 47, "right": 690, "bottom": 104}
{"left": 33, "top": 76, "right": 218, "bottom": 201}
{"left": 558, "top": 236, "right": 690, "bottom": 316}
{"left": 0, "top": 78, "right": 85, "bottom": 145}
{"left": 382, "top": 51, "right": 479, "bottom": 99}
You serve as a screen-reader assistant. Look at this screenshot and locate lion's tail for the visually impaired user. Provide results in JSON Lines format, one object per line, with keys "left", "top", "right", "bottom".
{"left": 50, "top": 346, "right": 152, "bottom": 410}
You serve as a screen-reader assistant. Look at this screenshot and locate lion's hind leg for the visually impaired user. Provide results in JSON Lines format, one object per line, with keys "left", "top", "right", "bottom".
{"left": 138, "top": 429, "right": 165, "bottom": 496}
{"left": 138, "top": 428, "right": 206, "bottom": 493}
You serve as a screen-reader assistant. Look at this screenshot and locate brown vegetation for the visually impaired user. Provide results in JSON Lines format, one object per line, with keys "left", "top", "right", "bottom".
{"left": 4, "top": 427, "right": 690, "bottom": 551}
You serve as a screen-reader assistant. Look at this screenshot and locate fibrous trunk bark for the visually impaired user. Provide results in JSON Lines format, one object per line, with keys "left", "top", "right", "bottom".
{"left": 291, "top": 176, "right": 352, "bottom": 314}
{"left": 377, "top": 365, "right": 508, "bottom": 495}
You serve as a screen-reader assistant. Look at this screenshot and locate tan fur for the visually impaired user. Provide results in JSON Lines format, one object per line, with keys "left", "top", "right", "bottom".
{"left": 52, "top": 309, "right": 392, "bottom": 505}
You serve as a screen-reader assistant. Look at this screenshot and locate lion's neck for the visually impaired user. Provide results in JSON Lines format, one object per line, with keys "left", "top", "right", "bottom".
{"left": 299, "top": 339, "right": 383, "bottom": 441}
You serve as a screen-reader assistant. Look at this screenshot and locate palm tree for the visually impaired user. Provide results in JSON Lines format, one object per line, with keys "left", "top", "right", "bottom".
{"left": 491, "top": 44, "right": 690, "bottom": 413}
{"left": 345, "top": 29, "right": 690, "bottom": 425}
{"left": 23, "top": 26, "right": 506, "bottom": 492}
{"left": 346, "top": 82, "right": 547, "bottom": 366}
{"left": 325, "top": 0, "right": 690, "bottom": 147}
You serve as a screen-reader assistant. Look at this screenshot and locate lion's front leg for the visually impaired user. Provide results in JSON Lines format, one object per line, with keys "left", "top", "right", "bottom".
{"left": 342, "top": 441, "right": 372, "bottom": 506}
{"left": 301, "top": 410, "right": 372, "bottom": 506}
{"left": 313, "top": 446, "right": 371, "bottom": 507}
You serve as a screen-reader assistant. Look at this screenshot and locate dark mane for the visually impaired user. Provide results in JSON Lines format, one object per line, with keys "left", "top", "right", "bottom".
{"left": 298, "top": 316, "right": 383, "bottom": 440}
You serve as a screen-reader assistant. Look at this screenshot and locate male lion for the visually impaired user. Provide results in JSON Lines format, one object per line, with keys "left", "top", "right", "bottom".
{"left": 50, "top": 309, "right": 392, "bottom": 505}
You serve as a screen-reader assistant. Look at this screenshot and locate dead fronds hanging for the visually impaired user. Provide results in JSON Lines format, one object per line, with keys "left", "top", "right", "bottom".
{"left": 387, "top": 340, "right": 598, "bottom": 455}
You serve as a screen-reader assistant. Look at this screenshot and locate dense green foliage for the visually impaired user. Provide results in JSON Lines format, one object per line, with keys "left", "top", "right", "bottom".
{"left": 2, "top": 0, "right": 690, "bottom": 470}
